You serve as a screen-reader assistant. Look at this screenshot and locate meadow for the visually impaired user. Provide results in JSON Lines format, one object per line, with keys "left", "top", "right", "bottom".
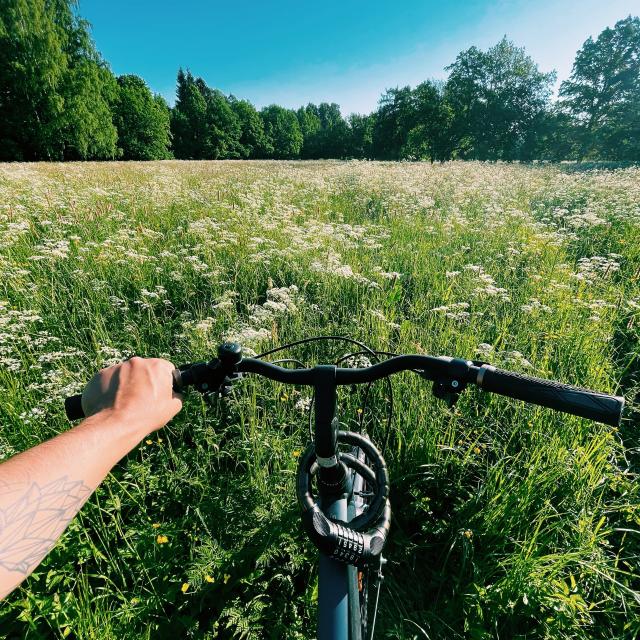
{"left": 0, "top": 160, "right": 639, "bottom": 639}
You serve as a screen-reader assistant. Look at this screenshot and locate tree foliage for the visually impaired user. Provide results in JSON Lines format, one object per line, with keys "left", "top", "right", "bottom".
{"left": 402, "top": 81, "right": 455, "bottom": 161}
{"left": 346, "top": 113, "right": 374, "bottom": 158}
{"left": 445, "top": 38, "right": 556, "bottom": 160}
{"left": 559, "top": 16, "right": 640, "bottom": 160}
{"left": 230, "top": 97, "right": 268, "bottom": 159}
{"left": 372, "top": 86, "right": 413, "bottom": 160}
{"left": 170, "top": 69, "right": 207, "bottom": 159}
{"left": 0, "top": 4, "right": 639, "bottom": 162}
{"left": 113, "top": 75, "right": 171, "bottom": 160}
{"left": 260, "top": 105, "right": 303, "bottom": 159}
{"left": 171, "top": 70, "right": 243, "bottom": 160}
{"left": 0, "top": 0, "right": 118, "bottom": 160}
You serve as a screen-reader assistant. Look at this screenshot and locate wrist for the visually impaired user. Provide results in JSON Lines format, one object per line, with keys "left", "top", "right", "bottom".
{"left": 80, "top": 408, "right": 154, "bottom": 448}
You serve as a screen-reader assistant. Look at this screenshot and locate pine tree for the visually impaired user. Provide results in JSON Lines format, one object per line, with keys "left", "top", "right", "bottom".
{"left": 171, "top": 69, "right": 208, "bottom": 159}
{"left": 171, "top": 70, "right": 243, "bottom": 159}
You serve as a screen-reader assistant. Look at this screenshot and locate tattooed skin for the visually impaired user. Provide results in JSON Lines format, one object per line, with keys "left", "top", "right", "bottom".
{"left": 0, "top": 476, "right": 91, "bottom": 575}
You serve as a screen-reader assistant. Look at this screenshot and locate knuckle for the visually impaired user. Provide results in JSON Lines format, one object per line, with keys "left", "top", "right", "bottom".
{"left": 152, "top": 357, "right": 175, "bottom": 371}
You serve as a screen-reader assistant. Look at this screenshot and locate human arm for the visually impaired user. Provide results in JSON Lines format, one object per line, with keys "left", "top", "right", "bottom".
{"left": 0, "top": 357, "right": 182, "bottom": 599}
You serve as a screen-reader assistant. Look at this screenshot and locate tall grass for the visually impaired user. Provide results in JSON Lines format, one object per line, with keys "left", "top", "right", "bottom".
{"left": 0, "top": 160, "right": 638, "bottom": 639}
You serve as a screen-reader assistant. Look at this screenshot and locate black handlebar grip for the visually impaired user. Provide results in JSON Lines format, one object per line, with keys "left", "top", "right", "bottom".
{"left": 65, "top": 395, "right": 85, "bottom": 421}
{"left": 477, "top": 365, "right": 625, "bottom": 427}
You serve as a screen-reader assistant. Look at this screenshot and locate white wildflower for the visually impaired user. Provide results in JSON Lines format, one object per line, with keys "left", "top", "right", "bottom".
{"left": 295, "top": 397, "right": 312, "bottom": 413}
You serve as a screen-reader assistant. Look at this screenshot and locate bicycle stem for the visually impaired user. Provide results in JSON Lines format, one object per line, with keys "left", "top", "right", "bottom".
{"left": 312, "top": 364, "right": 350, "bottom": 499}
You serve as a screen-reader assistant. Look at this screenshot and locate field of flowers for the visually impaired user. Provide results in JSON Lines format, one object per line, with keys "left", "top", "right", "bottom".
{"left": 0, "top": 160, "right": 639, "bottom": 639}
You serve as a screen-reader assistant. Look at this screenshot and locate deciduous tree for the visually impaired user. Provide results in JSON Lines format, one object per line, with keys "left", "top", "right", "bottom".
{"left": 0, "top": 0, "right": 118, "bottom": 160}
{"left": 260, "top": 105, "right": 303, "bottom": 159}
{"left": 230, "top": 97, "right": 267, "bottom": 158}
{"left": 445, "top": 38, "right": 555, "bottom": 160}
{"left": 111, "top": 75, "right": 171, "bottom": 160}
{"left": 346, "top": 113, "right": 374, "bottom": 158}
{"left": 559, "top": 16, "right": 640, "bottom": 160}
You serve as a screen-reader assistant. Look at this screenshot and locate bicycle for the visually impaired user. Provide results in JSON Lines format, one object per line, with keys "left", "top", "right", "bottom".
{"left": 65, "top": 337, "right": 625, "bottom": 640}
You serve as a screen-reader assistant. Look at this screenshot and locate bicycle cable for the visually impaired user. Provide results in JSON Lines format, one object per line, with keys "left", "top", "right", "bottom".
{"left": 369, "top": 555, "right": 387, "bottom": 640}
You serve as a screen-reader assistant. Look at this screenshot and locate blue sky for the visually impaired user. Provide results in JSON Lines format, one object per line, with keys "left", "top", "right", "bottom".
{"left": 80, "top": 0, "right": 639, "bottom": 115}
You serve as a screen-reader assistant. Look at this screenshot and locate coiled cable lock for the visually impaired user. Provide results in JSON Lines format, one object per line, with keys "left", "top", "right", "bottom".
{"left": 296, "top": 431, "right": 391, "bottom": 567}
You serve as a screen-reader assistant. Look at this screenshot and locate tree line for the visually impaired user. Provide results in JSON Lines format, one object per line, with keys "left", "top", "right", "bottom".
{"left": 1, "top": 1, "right": 638, "bottom": 162}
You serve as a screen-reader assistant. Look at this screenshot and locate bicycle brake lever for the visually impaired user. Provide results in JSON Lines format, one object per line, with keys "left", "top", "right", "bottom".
{"left": 200, "top": 374, "right": 243, "bottom": 406}
{"left": 220, "top": 372, "right": 243, "bottom": 396}
{"left": 418, "top": 358, "right": 471, "bottom": 407}
{"left": 432, "top": 380, "right": 462, "bottom": 407}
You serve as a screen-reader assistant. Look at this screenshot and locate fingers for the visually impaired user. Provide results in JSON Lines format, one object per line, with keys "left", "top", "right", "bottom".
{"left": 149, "top": 359, "right": 184, "bottom": 413}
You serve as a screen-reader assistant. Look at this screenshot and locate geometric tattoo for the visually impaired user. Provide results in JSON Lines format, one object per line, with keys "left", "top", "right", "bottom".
{"left": 0, "top": 476, "right": 91, "bottom": 575}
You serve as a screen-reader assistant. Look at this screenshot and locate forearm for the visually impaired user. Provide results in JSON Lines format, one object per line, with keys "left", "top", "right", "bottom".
{"left": 0, "top": 411, "right": 147, "bottom": 598}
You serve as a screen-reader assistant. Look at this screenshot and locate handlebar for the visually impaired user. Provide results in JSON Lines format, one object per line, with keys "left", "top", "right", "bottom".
{"left": 64, "top": 342, "right": 625, "bottom": 427}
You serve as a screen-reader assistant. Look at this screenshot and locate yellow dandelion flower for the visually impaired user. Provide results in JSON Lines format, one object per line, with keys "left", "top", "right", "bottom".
{"left": 463, "top": 529, "right": 473, "bottom": 539}
{"left": 356, "top": 408, "right": 363, "bottom": 415}
{"left": 156, "top": 535, "right": 168, "bottom": 544}
{"left": 292, "top": 450, "right": 301, "bottom": 458}
{"left": 181, "top": 582, "right": 190, "bottom": 593}
{"left": 157, "top": 437, "right": 163, "bottom": 444}
{"left": 474, "top": 447, "right": 481, "bottom": 455}
{"left": 145, "top": 439, "right": 153, "bottom": 445}
{"left": 205, "top": 575, "right": 214, "bottom": 583}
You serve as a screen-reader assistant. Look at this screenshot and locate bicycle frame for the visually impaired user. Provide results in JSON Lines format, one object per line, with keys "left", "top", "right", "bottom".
{"left": 318, "top": 492, "right": 349, "bottom": 639}
{"left": 318, "top": 451, "right": 366, "bottom": 640}
{"left": 312, "top": 366, "right": 360, "bottom": 639}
